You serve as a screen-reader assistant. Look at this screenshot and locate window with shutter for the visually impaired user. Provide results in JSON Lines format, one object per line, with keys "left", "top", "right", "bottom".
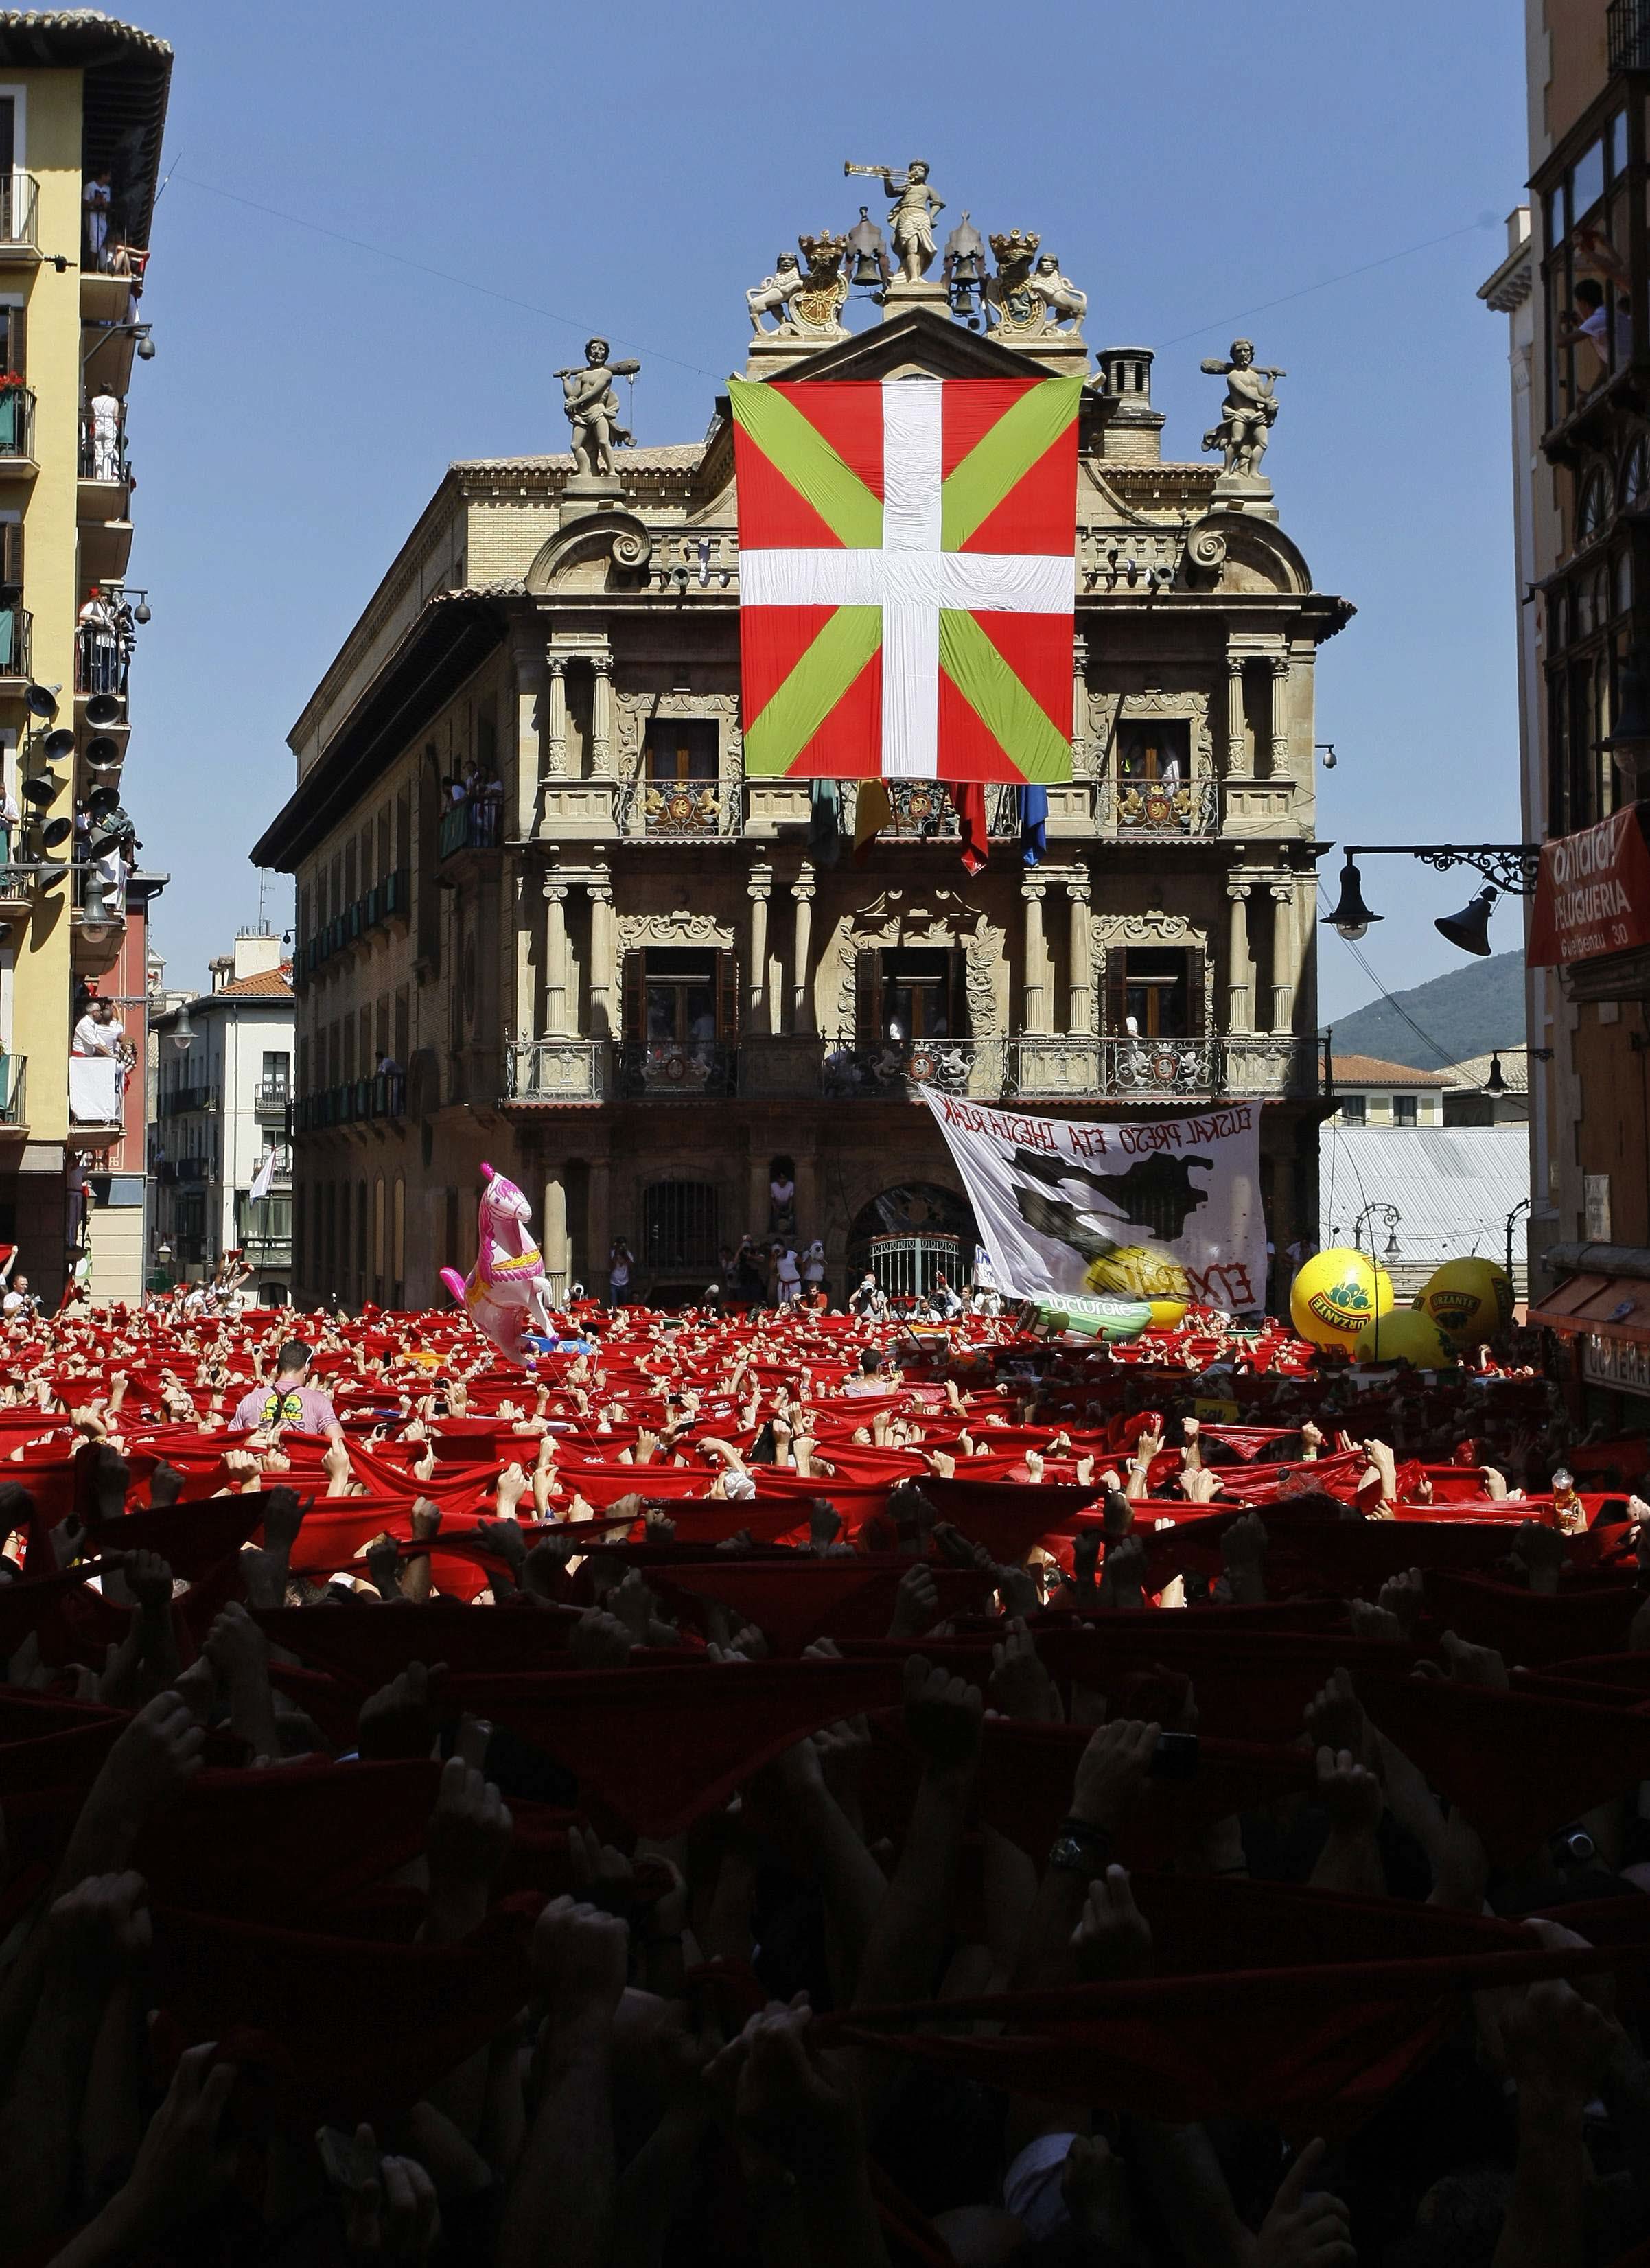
{"left": 717, "top": 947, "right": 740, "bottom": 1040}
{"left": 1102, "top": 946, "right": 1128, "bottom": 1036}
{"left": 855, "top": 948, "right": 883, "bottom": 1042}
{"left": 1185, "top": 946, "right": 1207, "bottom": 1037}
{"left": 620, "top": 950, "right": 644, "bottom": 1041}
{"left": 0, "top": 517, "right": 21, "bottom": 593}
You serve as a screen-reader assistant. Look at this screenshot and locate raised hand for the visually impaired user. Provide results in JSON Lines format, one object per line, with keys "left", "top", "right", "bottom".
{"left": 531, "top": 1894, "right": 629, "bottom": 2027}
{"left": 1439, "top": 1629, "right": 1510, "bottom": 1691}
{"left": 357, "top": 1660, "right": 445, "bottom": 1761}
{"left": 887, "top": 1562, "right": 940, "bottom": 1639}
{"left": 902, "top": 1654, "right": 983, "bottom": 1773}
{"left": 1314, "top": 1744, "right": 1382, "bottom": 1836}
{"left": 988, "top": 1617, "right": 1061, "bottom": 1722}
{"left": 1253, "top": 2138, "right": 1354, "bottom": 2267}
{"left": 1069, "top": 1864, "right": 1153, "bottom": 1981}
{"left": 1070, "top": 1717, "right": 1159, "bottom": 1833}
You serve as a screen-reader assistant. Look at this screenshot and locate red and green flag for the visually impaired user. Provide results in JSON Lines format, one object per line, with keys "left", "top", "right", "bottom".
{"left": 730, "top": 375, "right": 1081, "bottom": 786}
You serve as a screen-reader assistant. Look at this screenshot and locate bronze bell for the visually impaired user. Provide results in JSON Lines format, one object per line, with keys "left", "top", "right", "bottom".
{"left": 847, "top": 205, "right": 886, "bottom": 289}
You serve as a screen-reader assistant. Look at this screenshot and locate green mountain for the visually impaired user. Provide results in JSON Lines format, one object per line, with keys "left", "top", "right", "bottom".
{"left": 1327, "top": 951, "right": 1526, "bottom": 1071}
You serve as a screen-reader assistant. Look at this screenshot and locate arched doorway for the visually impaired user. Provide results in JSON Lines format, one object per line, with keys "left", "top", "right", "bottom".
{"left": 848, "top": 1181, "right": 978, "bottom": 1301}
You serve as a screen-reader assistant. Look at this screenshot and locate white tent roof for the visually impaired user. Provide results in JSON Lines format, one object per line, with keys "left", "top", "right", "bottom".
{"left": 1319, "top": 1126, "right": 1531, "bottom": 1274}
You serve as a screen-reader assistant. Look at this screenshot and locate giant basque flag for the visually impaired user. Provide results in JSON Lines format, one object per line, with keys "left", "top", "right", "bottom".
{"left": 730, "top": 375, "right": 1081, "bottom": 785}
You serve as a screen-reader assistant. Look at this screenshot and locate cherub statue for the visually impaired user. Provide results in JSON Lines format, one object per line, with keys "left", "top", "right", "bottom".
{"left": 557, "top": 338, "right": 640, "bottom": 479}
{"left": 1200, "top": 340, "right": 1286, "bottom": 477}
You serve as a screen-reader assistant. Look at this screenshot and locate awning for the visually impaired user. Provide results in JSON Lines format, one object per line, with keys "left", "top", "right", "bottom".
{"left": 1528, "top": 1271, "right": 1650, "bottom": 1346}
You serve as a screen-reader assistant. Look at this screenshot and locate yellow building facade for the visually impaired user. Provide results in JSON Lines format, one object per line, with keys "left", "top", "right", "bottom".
{"left": 0, "top": 18, "right": 170, "bottom": 1301}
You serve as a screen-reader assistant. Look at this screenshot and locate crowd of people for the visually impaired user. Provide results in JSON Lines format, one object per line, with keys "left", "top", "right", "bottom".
{"left": 1, "top": 1284, "right": 1650, "bottom": 2265}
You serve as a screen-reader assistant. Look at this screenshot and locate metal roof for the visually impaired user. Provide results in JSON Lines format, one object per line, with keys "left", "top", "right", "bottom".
{"left": 1320, "top": 1126, "right": 1531, "bottom": 1271}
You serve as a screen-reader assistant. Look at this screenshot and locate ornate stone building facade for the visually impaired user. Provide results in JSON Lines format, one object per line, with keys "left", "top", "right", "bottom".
{"left": 253, "top": 185, "right": 1351, "bottom": 1308}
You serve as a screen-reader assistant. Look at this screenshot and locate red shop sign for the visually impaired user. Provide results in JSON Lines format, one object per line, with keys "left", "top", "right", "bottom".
{"left": 1528, "top": 803, "right": 1650, "bottom": 966}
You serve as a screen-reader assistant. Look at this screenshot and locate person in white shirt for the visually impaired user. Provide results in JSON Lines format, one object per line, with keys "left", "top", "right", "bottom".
{"left": 84, "top": 172, "right": 112, "bottom": 267}
{"left": 72, "top": 999, "right": 122, "bottom": 1056}
{"left": 775, "top": 1246, "right": 802, "bottom": 1302}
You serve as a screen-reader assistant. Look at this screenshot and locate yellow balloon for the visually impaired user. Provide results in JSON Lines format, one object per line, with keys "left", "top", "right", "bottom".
{"left": 1352, "top": 1307, "right": 1459, "bottom": 1369}
{"left": 1290, "top": 1248, "right": 1395, "bottom": 1350}
{"left": 1415, "top": 1257, "right": 1515, "bottom": 1344}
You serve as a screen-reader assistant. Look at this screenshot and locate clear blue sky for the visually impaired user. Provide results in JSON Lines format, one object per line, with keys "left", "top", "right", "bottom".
{"left": 125, "top": 0, "right": 1527, "bottom": 1021}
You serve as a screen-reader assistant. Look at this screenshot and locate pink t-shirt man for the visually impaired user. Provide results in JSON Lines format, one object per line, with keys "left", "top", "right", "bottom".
{"left": 230, "top": 1380, "right": 339, "bottom": 1435}
{"left": 229, "top": 1339, "right": 342, "bottom": 1439}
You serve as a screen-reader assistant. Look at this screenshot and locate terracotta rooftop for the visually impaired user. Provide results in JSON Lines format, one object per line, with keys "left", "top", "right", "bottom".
{"left": 217, "top": 964, "right": 293, "bottom": 1000}
{"left": 1330, "top": 1052, "right": 1454, "bottom": 1087}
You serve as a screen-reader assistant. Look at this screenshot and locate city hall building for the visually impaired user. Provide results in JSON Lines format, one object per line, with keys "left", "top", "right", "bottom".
{"left": 253, "top": 182, "right": 1352, "bottom": 1308}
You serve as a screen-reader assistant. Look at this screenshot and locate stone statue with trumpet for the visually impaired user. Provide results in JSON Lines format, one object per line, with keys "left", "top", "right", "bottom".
{"left": 844, "top": 159, "right": 944, "bottom": 283}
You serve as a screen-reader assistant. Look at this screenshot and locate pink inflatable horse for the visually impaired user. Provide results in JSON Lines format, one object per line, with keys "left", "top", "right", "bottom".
{"left": 440, "top": 1161, "right": 557, "bottom": 1363}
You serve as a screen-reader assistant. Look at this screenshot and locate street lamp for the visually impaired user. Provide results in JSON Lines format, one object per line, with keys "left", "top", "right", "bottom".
{"left": 1352, "top": 1201, "right": 1401, "bottom": 1363}
{"left": 1505, "top": 1196, "right": 1532, "bottom": 1283}
{"left": 1320, "top": 844, "right": 1542, "bottom": 955}
{"left": 1483, "top": 1043, "right": 1554, "bottom": 1098}
{"left": 166, "top": 1004, "right": 194, "bottom": 1055}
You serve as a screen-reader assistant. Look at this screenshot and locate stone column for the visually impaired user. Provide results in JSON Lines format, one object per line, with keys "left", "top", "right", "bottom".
{"left": 587, "top": 871, "right": 615, "bottom": 1039}
{"left": 542, "top": 1164, "right": 570, "bottom": 1284}
{"left": 1021, "top": 877, "right": 1049, "bottom": 1034}
{"left": 546, "top": 658, "right": 568, "bottom": 780}
{"left": 791, "top": 863, "right": 815, "bottom": 1036}
{"left": 1226, "top": 879, "right": 1253, "bottom": 1034}
{"left": 513, "top": 650, "right": 546, "bottom": 836}
{"left": 747, "top": 865, "right": 772, "bottom": 1035}
{"left": 1267, "top": 656, "right": 1291, "bottom": 774}
{"left": 591, "top": 655, "right": 614, "bottom": 778}
{"left": 542, "top": 877, "right": 570, "bottom": 1037}
{"left": 1270, "top": 881, "right": 1295, "bottom": 1034}
{"left": 1066, "top": 875, "right": 1093, "bottom": 1033}
{"left": 1226, "top": 656, "right": 1247, "bottom": 773}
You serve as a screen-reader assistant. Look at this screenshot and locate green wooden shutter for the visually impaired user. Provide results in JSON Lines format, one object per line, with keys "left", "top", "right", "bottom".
{"left": 621, "top": 951, "right": 644, "bottom": 1041}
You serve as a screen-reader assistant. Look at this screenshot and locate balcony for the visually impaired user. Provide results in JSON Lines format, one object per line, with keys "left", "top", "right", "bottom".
{"left": 616, "top": 1040, "right": 737, "bottom": 1099}
{"left": 253, "top": 1080, "right": 290, "bottom": 1118}
{"left": 439, "top": 796, "right": 502, "bottom": 859}
{"left": 0, "top": 385, "right": 36, "bottom": 474}
{"left": 241, "top": 1236, "right": 294, "bottom": 1269}
{"left": 1097, "top": 776, "right": 1217, "bottom": 838}
{"left": 0, "top": 1055, "right": 27, "bottom": 1131}
{"left": 642, "top": 777, "right": 724, "bottom": 837}
{"left": 78, "top": 413, "right": 133, "bottom": 583}
{"left": 0, "top": 173, "right": 39, "bottom": 259}
{"left": 0, "top": 604, "right": 31, "bottom": 683}
{"left": 501, "top": 1032, "right": 1325, "bottom": 1109}
{"left": 159, "top": 1083, "right": 220, "bottom": 1118}
{"left": 1609, "top": 0, "right": 1650, "bottom": 70}
{"left": 0, "top": 863, "right": 32, "bottom": 923}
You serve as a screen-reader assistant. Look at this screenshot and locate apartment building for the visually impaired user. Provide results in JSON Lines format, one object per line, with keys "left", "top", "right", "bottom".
{"left": 1482, "top": 1, "right": 1650, "bottom": 1424}
{"left": 0, "top": 14, "right": 170, "bottom": 1304}
{"left": 254, "top": 174, "right": 1353, "bottom": 1310}
{"left": 149, "top": 934, "right": 294, "bottom": 1301}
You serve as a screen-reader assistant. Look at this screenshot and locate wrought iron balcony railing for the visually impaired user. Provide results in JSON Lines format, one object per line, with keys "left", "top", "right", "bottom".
{"left": 0, "top": 173, "right": 39, "bottom": 249}
{"left": 0, "top": 605, "right": 31, "bottom": 678}
{"left": 439, "top": 796, "right": 502, "bottom": 858}
{"left": 500, "top": 1032, "right": 1323, "bottom": 1108}
{"left": 1609, "top": 0, "right": 1650, "bottom": 71}
{"left": 0, "top": 1054, "right": 25, "bottom": 1126}
{"left": 1096, "top": 774, "right": 1218, "bottom": 837}
{"left": 0, "top": 386, "right": 34, "bottom": 462}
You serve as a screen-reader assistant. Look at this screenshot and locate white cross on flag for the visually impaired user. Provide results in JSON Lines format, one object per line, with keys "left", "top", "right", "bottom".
{"left": 730, "top": 374, "right": 1081, "bottom": 783}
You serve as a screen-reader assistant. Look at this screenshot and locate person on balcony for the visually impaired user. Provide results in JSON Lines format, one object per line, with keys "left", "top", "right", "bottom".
{"left": 82, "top": 170, "right": 112, "bottom": 268}
{"left": 71, "top": 996, "right": 122, "bottom": 1058}
{"left": 0, "top": 778, "right": 15, "bottom": 864}
{"left": 87, "top": 386, "right": 122, "bottom": 483}
{"left": 78, "top": 585, "right": 118, "bottom": 691}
